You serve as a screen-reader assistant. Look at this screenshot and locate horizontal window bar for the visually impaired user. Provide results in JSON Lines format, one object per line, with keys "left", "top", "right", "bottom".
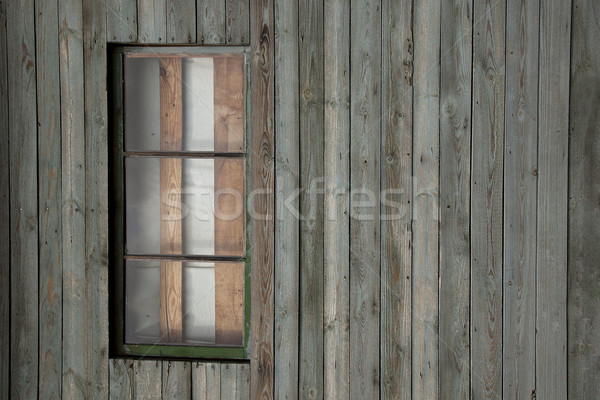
{"left": 124, "top": 254, "right": 245, "bottom": 262}
{"left": 124, "top": 151, "right": 246, "bottom": 158}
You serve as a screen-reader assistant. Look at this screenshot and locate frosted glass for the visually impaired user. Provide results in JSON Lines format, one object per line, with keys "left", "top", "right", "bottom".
{"left": 125, "top": 260, "right": 160, "bottom": 344}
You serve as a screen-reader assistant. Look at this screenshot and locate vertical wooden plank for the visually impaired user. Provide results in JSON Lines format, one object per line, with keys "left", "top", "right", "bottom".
{"left": 214, "top": 262, "right": 245, "bottom": 344}
{"left": 380, "top": 0, "right": 412, "bottom": 397}
{"left": 536, "top": 0, "right": 571, "bottom": 398}
{"left": 349, "top": 0, "right": 380, "bottom": 398}
{"left": 197, "top": 0, "right": 225, "bottom": 44}
{"left": 411, "top": 0, "right": 440, "bottom": 397}
{"left": 138, "top": 0, "right": 167, "bottom": 43}
{"left": 83, "top": 0, "right": 109, "bottom": 396}
{"left": 214, "top": 55, "right": 245, "bottom": 153}
{"left": 503, "top": 0, "right": 539, "bottom": 397}
{"left": 167, "top": 0, "right": 196, "bottom": 43}
{"left": 36, "top": 0, "right": 62, "bottom": 397}
{"left": 0, "top": 0, "right": 9, "bottom": 396}
{"left": 159, "top": 58, "right": 183, "bottom": 343}
{"left": 109, "top": 359, "right": 134, "bottom": 400}
{"left": 568, "top": 0, "right": 600, "bottom": 397}
{"left": 439, "top": 0, "right": 472, "bottom": 398}
{"left": 220, "top": 364, "right": 239, "bottom": 399}
{"left": 107, "top": 0, "right": 138, "bottom": 42}
{"left": 7, "top": 0, "right": 39, "bottom": 396}
{"left": 273, "top": 0, "right": 299, "bottom": 396}
{"left": 214, "top": 159, "right": 245, "bottom": 257}
{"left": 162, "top": 361, "right": 192, "bottom": 399}
{"left": 226, "top": 0, "right": 250, "bottom": 45}
{"left": 60, "top": 0, "right": 87, "bottom": 396}
{"left": 323, "top": 0, "right": 350, "bottom": 398}
{"left": 299, "top": 0, "right": 324, "bottom": 398}
{"left": 134, "top": 360, "right": 162, "bottom": 399}
{"left": 470, "top": 0, "right": 505, "bottom": 398}
{"left": 192, "top": 362, "right": 221, "bottom": 400}
{"left": 250, "top": 0, "right": 275, "bottom": 397}
{"left": 236, "top": 364, "right": 250, "bottom": 400}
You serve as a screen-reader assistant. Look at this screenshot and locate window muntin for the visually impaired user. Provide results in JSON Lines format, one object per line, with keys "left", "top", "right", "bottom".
{"left": 112, "top": 49, "right": 249, "bottom": 357}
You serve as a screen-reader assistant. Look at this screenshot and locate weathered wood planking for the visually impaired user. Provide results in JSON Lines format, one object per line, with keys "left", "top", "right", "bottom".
{"left": 236, "top": 364, "right": 250, "bottom": 400}
{"left": 159, "top": 58, "right": 184, "bottom": 343}
{"left": 568, "top": 0, "right": 600, "bottom": 397}
{"left": 134, "top": 360, "right": 162, "bottom": 399}
{"left": 167, "top": 0, "right": 196, "bottom": 43}
{"left": 226, "top": 0, "right": 250, "bottom": 45}
{"left": 192, "top": 362, "right": 221, "bottom": 399}
{"left": 323, "top": 0, "right": 350, "bottom": 398}
{"left": 162, "top": 361, "right": 192, "bottom": 399}
{"left": 299, "top": 0, "right": 324, "bottom": 398}
{"left": 107, "top": 0, "right": 137, "bottom": 42}
{"left": 439, "top": 0, "right": 472, "bottom": 398}
{"left": 536, "top": 0, "right": 571, "bottom": 398}
{"left": 470, "top": 0, "right": 505, "bottom": 398}
{"left": 35, "top": 0, "right": 63, "bottom": 397}
{"left": 7, "top": 0, "right": 39, "bottom": 397}
{"left": 411, "top": 0, "right": 440, "bottom": 398}
{"left": 109, "top": 359, "right": 134, "bottom": 399}
{"left": 83, "top": 0, "right": 110, "bottom": 395}
{"left": 273, "top": 0, "right": 299, "bottom": 396}
{"left": 59, "top": 0, "right": 87, "bottom": 396}
{"left": 197, "top": 0, "right": 226, "bottom": 44}
{"left": 0, "top": 0, "right": 9, "bottom": 396}
{"left": 503, "top": 0, "right": 539, "bottom": 398}
{"left": 138, "top": 0, "right": 167, "bottom": 43}
{"left": 250, "top": 0, "right": 275, "bottom": 397}
{"left": 214, "top": 55, "right": 245, "bottom": 153}
{"left": 220, "top": 363, "right": 250, "bottom": 400}
{"left": 349, "top": 0, "right": 381, "bottom": 398}
{"left": 380, "top": 0, "right": 412, "bottom": 397}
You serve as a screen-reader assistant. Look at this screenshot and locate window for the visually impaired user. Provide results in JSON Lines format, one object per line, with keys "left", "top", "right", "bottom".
{"left": 110, "top": 47, "right": 250, "bottom": 359}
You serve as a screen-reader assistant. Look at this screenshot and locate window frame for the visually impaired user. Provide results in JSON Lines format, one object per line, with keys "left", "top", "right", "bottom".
{"left": 109, "top": 45, "right": 252, "bottom": 360}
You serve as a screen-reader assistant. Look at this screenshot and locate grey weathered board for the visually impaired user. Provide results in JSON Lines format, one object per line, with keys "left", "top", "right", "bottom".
{"left": 138, "top": 0, "right": 167, "bottom": 43}
{"left": 470, "top": 0, "right": 505, "bottom": 398}
{"left": 7, "top": 0, "right": 39, "bottom": 397}
{"left": 411, "top": 0, "right": 440, "bottom": 398}
{"left": 299, "top": 0, "right": 324, "bottom": 398}
{"left": 323, "top": 0, "right": 350, "bottom": 398}
{"left": 273, "top": 0, "right": 299, "bottom": 398}
{"left": 568, "top": 0, "right": 600, "bottom": 398}
{"left": 107, "top": 0, "right": 137, "bottom": 42}
{"left": 503, "top": 0, "right": 539, "bottom": 398}
{"left": 167, "top": 0, "right": 196, "bottom": 43}
{"left": 380, "top": 0, "right": 412, "bottom": 398}
{"left": 198, "top": 0, "right": 225, "bottom": 44}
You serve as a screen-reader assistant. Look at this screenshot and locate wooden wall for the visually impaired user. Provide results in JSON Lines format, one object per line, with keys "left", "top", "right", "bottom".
{"left": 1, "top": 0, "right": 599, "bottom": 399}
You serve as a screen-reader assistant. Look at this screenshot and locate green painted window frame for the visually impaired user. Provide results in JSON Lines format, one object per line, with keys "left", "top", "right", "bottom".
{"left": 108, "top": 45, "right": 251, "bottom": 361}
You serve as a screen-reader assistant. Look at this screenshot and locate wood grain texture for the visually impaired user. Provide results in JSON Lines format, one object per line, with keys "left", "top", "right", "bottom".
{"left": 411, "top": 0, "right": 440, "bottom": 398}
{"left": 536, "top": 0, "right": 571, "bottom": 398}
{"left": 273, "top": 0, "right": 299, "bottom": 396}
{"left": 192, "top": 362, "right": 221, "bottom": 400}
{"left": 197, "top": 0, "right": 225, "bottom": 44}
{"left": 250, "top": 0, "right": 275, "bottom": 397}
{"left": 439, "top": 0, "right": 472, "bottom": 398}
{"left": 470, "top": 0, "right": 505, "bottom": 398}
{"left": 83, "top": 0, "right": 109, "bottom": 395}
{"left": 138, "top": 0, "right": 167, "bottom": 43}
{"left": 7, "top": 0, "right": 39, "bottom": 396}
{"left": 323, "top": 0, "right": 350, "bottom": 398}
{"left": 568, "top": 0, "right": 600, "bottom": 397}
{"left": 214, "top": 55, "right": 245, "bottom": 153}
{"left": 167, "top": 0, "right": 196, "bottom": 43}
{"left": 220, "top": 363, "right": 249, "bottom": 400}
{"left": 0, "top": 0, "right": 9, "bottom": 396}
{"left": 35, "top": 0, "right": 63, "bottom": 397}
{"left": 134, "top": 360, "right": 162, "bottom": 399}
{"left": 503, "top": 0, "right": 539, "bottom": 398}
{"left": 215, "top": 263, "right": 245, "bottom": 345}
{"left": 107, "top": 0, "right": 137, "bottom": 42}
{"left": 380, "top": 0, "right": 412, "bottom": 397}
{"left": 349, "top": 0, "right": 381, "bottom": 398}
{"left": 299, "top": 0, "right": 324, "bottom": 398}
{"left": 109, "top": 359, "right": 134, "bottom": 399}
{"left": 159, "top": 58, "right": 183, "bottom": 343}
{"left": 214, "top": 159, "right": 245, "bottom": 256}
{"left": 162, "top": 361, "right": 192, "bottom": 399}
{"left": 226, "top": 0, "right": 250, "bottom": 45}
{"left": 59, "top": 0, "right": 87, "bottom": 396}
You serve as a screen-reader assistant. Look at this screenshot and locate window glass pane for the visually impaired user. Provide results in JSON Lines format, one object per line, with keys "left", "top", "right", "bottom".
{"left": 125, "top": 157, "right": 245, "bottom": 256}
{"left": 125, "top": 260, "right": 244, "bottom": 346}
{"left": 124, "top": 54, "right": 245, "bottom": 152}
